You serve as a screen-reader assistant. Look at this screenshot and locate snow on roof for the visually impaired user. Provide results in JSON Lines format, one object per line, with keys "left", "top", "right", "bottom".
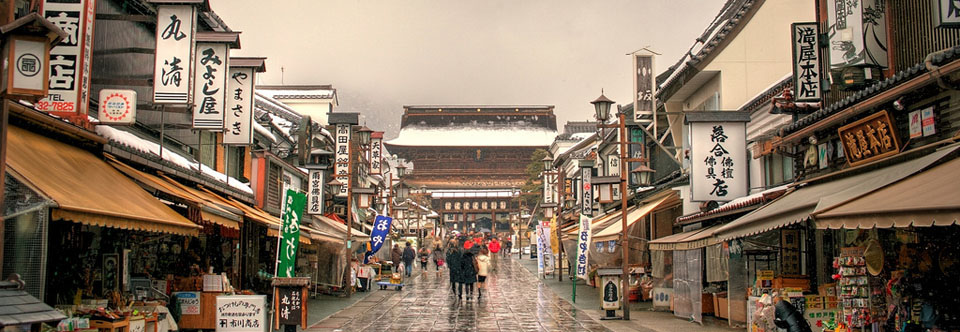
{"left": 266, "top": 113, "right": 296, "bottom": 143}
{"left": 570, "top": 132, "right": 593, "bottom": 140}
{"left": 255, "top": 92, "right": 303, "bottom": 122}
{"left": 95, "top": 125, "right": 253, "bottom": 194}
{"left": 259, "top": 88, "right": 335, "bottom": 100}
{"left": 253, "top": 121, "right": 277, "bottom": 143}
{"left": 431, "top": 190, "right": 517, "bottom": 199}
{"left": 386, "top": 126, "right": 557, "bottom": 147}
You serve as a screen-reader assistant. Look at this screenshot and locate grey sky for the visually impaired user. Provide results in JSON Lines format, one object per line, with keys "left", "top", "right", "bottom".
{"left": 211, "top": 0, "right": 725, "bottom": 138}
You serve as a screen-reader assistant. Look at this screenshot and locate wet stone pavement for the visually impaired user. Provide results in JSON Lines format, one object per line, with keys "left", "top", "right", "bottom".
{"left": 306, "top": 257, "right": 612, "bottom": 332}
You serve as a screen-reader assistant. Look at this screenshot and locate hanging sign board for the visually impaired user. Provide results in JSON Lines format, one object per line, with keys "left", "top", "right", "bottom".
{"left": 934, "top": 0, "right": 960, "bottom": 28}
{"left": 2, "top": 37, "right": 49, "bottom": 97}
{"left": 273, "top": 286, "right": 305, "bottom": 328}
{"left": 370, "top": 134, "right": 382, "bottom": 175}
{"left": 215, "top": 295, "right": 266, "bottom": 332}
{"left": 576, "top": 214, "right": 591, "bottom": 280}
{"left": 223, "top": 66, "right": 255, "bottom": 143}
{"left": 791, "top": 22, "right": 822, "bottom": 102}
{"left": 98, "top": 89, "right": 136, "bottom": 125}
{"left": 837, "top": 110, "right": 899, "bottom": 167}
{"left": 826, "top": 0, "right": 888, "bottom": 69}
{"left": 632, "top": 53, "right": 655, "bottom": 124}
{"left": 276, "top": 189, "right": 306, "bottom": 278}
{"left": 580, "top": 165, "right": 592, "bottom": 216}
{"left": 153, "top": 5, "right": 196, "bottom": 104}
{"left": 307, "top": 170, "right": 324, "bottom": 215}
{"left": 334, "top": 124, "right": 350, "bottom": 197}
{"left": 192, "top": 42, "right": 228, "bottom": 129}
{"left": 689, "top": 116, "right": 748, "bottom": 202}
{"left": 38, "top": 0, "right": 96, "bottom": 115}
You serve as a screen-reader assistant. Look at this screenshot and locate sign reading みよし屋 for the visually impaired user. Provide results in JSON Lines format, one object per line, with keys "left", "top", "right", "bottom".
{"left": 215, "top": 295, "right": 266, "bottom": 332}
{"left": 837, "top": 110, "right": 900, "bottom": 166}
{"left": 192, "top": 42, "right": 228, "bottom": 129}
{"left": 689, "top": 118, "right": 747, "bottom": 202}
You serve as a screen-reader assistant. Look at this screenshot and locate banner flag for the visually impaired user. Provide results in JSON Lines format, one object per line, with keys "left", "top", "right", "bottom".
{"left": 576, "top": 214, "right": 592, "bottom": 280}
{"left": 276, "top": 189, "right": 306, "bottom": 278}
{"left": 365, "top": 215, "right": 393, "bottom": 263}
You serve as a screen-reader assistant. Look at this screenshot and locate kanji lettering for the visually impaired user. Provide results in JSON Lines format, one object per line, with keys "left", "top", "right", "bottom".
{"left": 160, "top": 14, "right": 186, "bottom": 41}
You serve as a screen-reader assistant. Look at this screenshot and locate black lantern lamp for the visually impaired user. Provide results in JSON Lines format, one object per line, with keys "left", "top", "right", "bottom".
{"left": 357, "top": 125, "right": 373, "bottom": 145}
{"left": 326, "top": 178, "right": 342, "bottom": 196}
{"left": 542, "top": 155, "right": 554, "bottom": 170}
{"left": 591, "top": 92, "right": 615, "bottom": 123}
{"left": 631, "top": 164, "right": 656, "bottom": 187}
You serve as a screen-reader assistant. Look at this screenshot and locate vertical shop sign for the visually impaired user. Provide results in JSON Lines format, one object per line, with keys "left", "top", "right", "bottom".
{"left": 275, "top": 287, "right": 304, "bottom": 327}
{"left": 921, "top": 107, "right": 936, "bottom": 137}
{"left": 826, "top": 0, "right": 888, "bottom": 70}
{"left": 192, "top": 43, "right": 228, "bottom": 129}
{"left": 576, "top": 214, "right": 591, "bottom": 279}
{"left": 2, "top": 38, "right": 48, "bottom": 96}
{"left": 934, "top": 0, "right": 960, "bottom": 27}
{"left": 38, "top": 0, "right": 96, "bottom": 115}
{"left": 276, "top": 189, "right": 306, "bottom": 278}
{"left": 690, "top": 120, "right": 747, "bottom": 201}
{"left": 370, "top": 135, "right": 382, "bottom": 175}
{"left": 334, "top": 124, "right": 350, "bottom": 197}
{"left": 791, "top": 22, "right": 821, "bottom": 102}
{"left": 580, "top": 166, "right": 592, "bottom": 216}
{"left": 909, "top": 109, "right": 923, "bottom": 138}
{"left": 153, "top": 5, "right": 196, "bottom": 104}
{"left": 633, "top": 53, "right": 655, "bottom": 124}
{"left": 307, "top": 170, "right": 323, "bottom": 215}
{"left": 223, "top": 66, "right": 255, "bottom": 143}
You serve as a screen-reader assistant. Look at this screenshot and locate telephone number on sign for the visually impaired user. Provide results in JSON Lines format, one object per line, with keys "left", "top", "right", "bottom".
{"left": 35, "top": 101, "right": 75, "bottom": 112}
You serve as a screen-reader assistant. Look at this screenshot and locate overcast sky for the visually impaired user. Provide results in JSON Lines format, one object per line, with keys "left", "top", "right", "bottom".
{"left": 210, "top": 0, "right": 725, "bottom": 138}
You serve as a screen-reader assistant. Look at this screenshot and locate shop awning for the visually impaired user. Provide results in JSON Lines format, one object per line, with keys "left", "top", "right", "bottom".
{"left": 313, "top": 214, "right": 368, "bottom": 239}
{"left": 563, "top": 206, "right": 631, "bottom": 236}
{"left": 592, "top": 194, "right": 676, "bottom": 242}
{"left": 5, "top": 126, "right": 199, "bottom": 236}
{"left": 714, "top": 144, "right": 960, "bottom": 241}
{"left": 106, "top": 156, "right": 242, "bottom": 230}
{"left": 814, "top": 155, "right": 960, "bottom": 229}
{"left": 649, "top": 224, "right": 723, "bottom": 251}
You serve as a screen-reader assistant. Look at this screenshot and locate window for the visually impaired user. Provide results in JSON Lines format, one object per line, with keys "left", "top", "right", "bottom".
{"left": 763, "top": 154, "right": 795, "bottom": 187}
{"left": 226, "top": 146, "right": 245, "bottom": 181}
{"left": 692, "top": 91, "right": 720, "bottom": 111}
{"left": 199, "top": 131, "right": 217, "bottom": 169}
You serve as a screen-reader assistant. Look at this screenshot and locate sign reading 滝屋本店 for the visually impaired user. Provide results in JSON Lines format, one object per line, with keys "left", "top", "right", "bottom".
{"left": 215, "top": 295, "right": 266, "bottom": 332}
{"left": 791, "top": 22, "right": 821, "bottom": 102}
{"left": 223, "top": 66, "right": 255, "bottom": 144}
{"left": 307, "top": 170, "right": 323, "bottom": 215}
{"left": 837, "top": 110, "right": 900, "bottom": 167}
{"left": 37, "top": 0, "right": 96, "bottom": 115}
{"left": 334, "top": 124, "right": 350, "bottom": 197}
{"left": 690, "top": 119, "right": 747, "bottom": 202}
{"left": 192, "top": 42, "right": 228, "bottom": 129}
{"left": 153, "top": 5, "right": 196, "bottom": 104}
{"left": 633, "top": 53, "right": 655, "bottom": 124}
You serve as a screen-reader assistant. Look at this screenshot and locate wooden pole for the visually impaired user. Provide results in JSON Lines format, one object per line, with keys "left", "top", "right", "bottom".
{"left": 0, "top": 101, "right": 8, "bottom": 263}
{"left": 618, "top": 112, "right": 631, "bottom": 320}
{"left": 345, "top": 135, "right": 355, "bottom": 298}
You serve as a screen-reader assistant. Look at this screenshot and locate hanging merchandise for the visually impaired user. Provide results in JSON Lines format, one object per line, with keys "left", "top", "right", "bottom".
{"left": 834, "top": 247, "right": 884, "bottom": 329}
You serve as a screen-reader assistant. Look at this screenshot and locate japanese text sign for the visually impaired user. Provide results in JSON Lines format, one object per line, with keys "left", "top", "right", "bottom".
{"left": 576, "top": 214, "right": 591, "bottom": 280}
{"left": 38, "top": 0, "right": 96, "bottom": 115}
{"left": 2, "top": 37, "right": 48, "bottom": 96}
{"left": 274, "top": 287, "right": 304, "bottom": 327}
{"left": 370, "top": 136, "right": 382, "bottom": 175}
{"left": 936, "top": 0, "right": 960, "bottom": 27}
{"left": 276, "top": 190, "right": 306, "bottom": 278}
{"left": 215, "top": 295, "right": 266, "bottom": 332}
{"left": 791, "top": 22, "right": 821, "bottom": 102}
{"left": 690, "top": 121, "right": 747, "bottom": 201}
{"left": 633, "top": 53, "right": 656, "bottom": 124}
{"left": 223, "top": 66, "right": 255, "bottom": 143}
{"left": 365, "top": 215, "right": 393, "bottom": 263}
{"left": 307, "top": 170, "right": 324, "bottom": 215}
{"left": 192, "top": 43, "right": 228, "bottom": 129}
{"left": 97, "top": 89, "right": 136, "bottom": 125}
{"left": 543, "top": 172, "right": 555, "bottom": 204}
{"left": 334, "top": 124, "right": 350, "bottom": 197}
{"left": 581, "top": 166, "right": 592, "bottom": 216}
{"left": 837, "top": 110, "right": 900, "bottom": 166}
{"left": 826, "top": 0, "right": 887, "bottom": 69}
{"left": 153, "top": 5, "right": 196, "bottom": 104}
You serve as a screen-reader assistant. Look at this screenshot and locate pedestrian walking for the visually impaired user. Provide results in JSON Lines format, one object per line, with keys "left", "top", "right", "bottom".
{"left": 505, "top": 238, "right": 513, "bottom": 258}
{"left": 458, "top": 243, "right": 478, "bottom": 299}
{"left": 432, "top": 244, "right": 444, "bottom": 278}
{"left": 391, "top": 243, "right": 402, "bottom": 265}
{"left": 476, "top": 247, "right": 491, "bottom": 299}
{"left": 446, "top": 240, "right": 461, "bottom": 295}
{"left": 488, "top": 237, "right": 500, "bottom": 272}
{"left": 418, "top": 246, "right": 430, "bottom": 275}
{"left": 402, "top": 242, "right": 416, "bottom": 277}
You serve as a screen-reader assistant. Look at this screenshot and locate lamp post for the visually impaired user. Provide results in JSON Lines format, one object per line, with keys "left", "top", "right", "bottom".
{"left": 591, "top": 91, "right": 646, "bottom": 320}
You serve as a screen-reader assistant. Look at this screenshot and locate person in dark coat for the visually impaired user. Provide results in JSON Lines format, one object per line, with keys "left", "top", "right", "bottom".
{"left": 402, "top": 242, "right": 416, "bottom": 277}
{"left": 390, "top": 244, "right": 402, "bottom": 266}
{"left": 445, "top": 240, "right": 461, "bottom": 294}
{"left": 774, "top": 298, "right": 813, "bottom": 332}
{"left": 459, "top": 246, "right": 478, "bottom": 299}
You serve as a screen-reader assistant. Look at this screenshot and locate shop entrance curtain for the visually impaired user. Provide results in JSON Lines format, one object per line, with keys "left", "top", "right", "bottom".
{"left": 673, "top": 249, "right": 703, "bottom": 323}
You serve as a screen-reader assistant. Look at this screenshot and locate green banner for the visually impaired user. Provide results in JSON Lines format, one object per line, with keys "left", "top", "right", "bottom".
{"left": 276, "top": 189, "right": 306, "bottom": 278}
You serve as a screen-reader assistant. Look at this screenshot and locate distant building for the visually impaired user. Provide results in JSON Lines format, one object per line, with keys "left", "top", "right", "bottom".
{"left": 257, "top": 85, "right": 338, "bottom": 125}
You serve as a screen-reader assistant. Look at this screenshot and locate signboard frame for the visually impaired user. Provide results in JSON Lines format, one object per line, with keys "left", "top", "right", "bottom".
{"left": 791, "top": 22, "right": 822, "bottom": 102}
{"left": 836, "top": 110, "right": 900, "bottom": 167}
{"left": 215, "top": 295, "right": 267, "bottom": 332}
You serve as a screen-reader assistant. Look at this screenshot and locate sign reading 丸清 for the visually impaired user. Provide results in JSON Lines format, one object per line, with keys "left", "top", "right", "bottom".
{"left": 580, "top": 166, "right": 592, "bottom": 216}
{"left": 192, "top": 43, "right": 228, "bottom": 129}
{"left": 98, "top": 89, "right": 136, "bottom": 125}
{"left": 690, "top": 122, "right": 747, "bottom": 201}
{"left": 365, "top": 215, "right": 393, "bottom": 263}
{"left": 274, "top": 287, "right": 304, "bottom": 327}
{"left": 153, "top": 5, "right": 196, "bottom": 104}
{"left": 334, "top": 124, "right": 350, "bottom": 197}
{"left": 633, "top": 53, "right": 655, "bottom": 124}
{"left": 826, "top": 0, "right": 887, "bottom": 70}
{"left": 215, "top": 295, "right": 266, "bottom": 332}
{"left": 934, "top": 0, "right": 960, "bottom": 28}
{"left": 576, "top": 214, "right": 591, "bottom": 280}
{"left": 837, "top": 110, "right": 900, "bottom": 166}
{"left": 307, "top": 170, "right": 323, "bottom": 215}
{"left": 223, "top": 66, "right": 255, "bottom": 144}
{"left": 791, "top": 22, "right": 821, "bottom": 102}
{"left": 276, "top": 189, "right": 306, "bottom": 278}
{"left": 38, "top": 0, "right": 96, "bottom": 115}
{"left": 2, "top": 37, "right": 48, "bottom": 96}
{"left": 370, "top": 136, "right": 382, "bottom": 175}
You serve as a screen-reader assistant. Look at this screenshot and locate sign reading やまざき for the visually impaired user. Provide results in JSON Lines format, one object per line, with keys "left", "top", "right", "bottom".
{"left": 837, "top": 110, "right": 900, "bottom": 166}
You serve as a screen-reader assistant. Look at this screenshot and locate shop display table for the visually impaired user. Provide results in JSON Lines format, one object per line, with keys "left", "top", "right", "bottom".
{"left": 91, "top": 318, "right": 128, "bottom": 332}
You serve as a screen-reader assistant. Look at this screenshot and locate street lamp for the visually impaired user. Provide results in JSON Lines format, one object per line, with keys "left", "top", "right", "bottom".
{"left": 542, "top": 155, "right": 553, "bottom": 170}
{"left": 630, "top": 164, "right": 656, "bottom": 187}
{"left": 326, "top": 178, "right": 343, "bottom": 197}
{"left": 591, "top": 92, "right": 615, "bottom": 123}
{"left": 357, "top": 125, "right": 373, "bottom": 145}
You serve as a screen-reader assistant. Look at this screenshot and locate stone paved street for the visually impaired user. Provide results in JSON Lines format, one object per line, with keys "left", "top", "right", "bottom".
{"left": 306, "top": 256, "right": 612, "bottom": 332}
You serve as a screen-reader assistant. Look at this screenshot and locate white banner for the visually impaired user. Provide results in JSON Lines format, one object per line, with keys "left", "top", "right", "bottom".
{"left": 192, "top": 43, "right": 228, "bottom": 129}
{"left": 223, "top": 67, "right": 255, "bottom": 144}
{"left": 153, "top": 5, "right": 196, "bottom": 104}
{"left": 307, "top": 169, "right": 324, "bottom": 215}
{"left": 690, "top": 122, "right": 747, "bottom": 201}
{"left": 536, "top": 224, "right": 544, "bottom": 276}
{"left": 38, "top": 0, "right": 96, "bottom": 115}
{"left": 826, "top": 0, "right": 887, "bottom": 69}
{"left": 791, "top": 22, "right": 821, "bottom": 102}
{"left": 334, "top": 124, "right": 350, "bottom": 197}
{"left": 576, "top": 214, "right": 591, "bottom": 280}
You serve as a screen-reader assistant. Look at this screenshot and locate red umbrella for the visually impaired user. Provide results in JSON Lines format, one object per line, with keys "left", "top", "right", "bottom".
{"left": 463, "top": 239, "right": 474, "bottom": 250}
